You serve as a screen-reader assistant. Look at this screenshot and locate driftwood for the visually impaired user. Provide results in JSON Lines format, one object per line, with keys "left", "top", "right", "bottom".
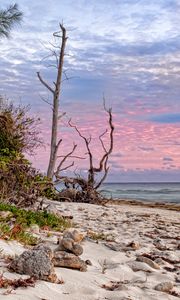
{"left": 54, "top": 100, "right": 114, "bottom": 203}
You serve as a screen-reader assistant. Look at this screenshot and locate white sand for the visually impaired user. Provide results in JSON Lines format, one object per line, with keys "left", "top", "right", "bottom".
{"left": 0, "top": 201, "right": 179, "bottom": 300}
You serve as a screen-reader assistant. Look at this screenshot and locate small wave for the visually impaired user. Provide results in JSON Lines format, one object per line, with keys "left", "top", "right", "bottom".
{"left": 114, "top": 188, "right": 180, "bottom": 194}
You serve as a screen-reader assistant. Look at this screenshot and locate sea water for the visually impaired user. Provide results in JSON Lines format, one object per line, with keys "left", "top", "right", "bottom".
{"left": 100, "top": 182, "right": 180, "bottom": 203}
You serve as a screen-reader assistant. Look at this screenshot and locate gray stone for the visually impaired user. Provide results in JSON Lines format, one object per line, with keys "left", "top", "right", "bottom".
{"left": 56, "top": 236, "right": 83, "bottom": 256}
{"left": 72, "top": 243, "right": 83, "bottom": 256}
{"left": 129, "top": 261, "right": 154, "bottom": 273}
{"left": 136, "top": 256, "right": 160, "bottom": 269}
{"left": 62, "top": 237, "right": 74, "bottom": 251}
{"left": 155, "top": 282, "right": 173, "bottom": 292}
{"left": 8, "top": 246, "right": 57, "bottom": 282}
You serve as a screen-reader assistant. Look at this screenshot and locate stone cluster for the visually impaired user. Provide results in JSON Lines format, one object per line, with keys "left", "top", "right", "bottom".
{"left": 53, "top": 229, "right": 87, "bottom": 271}
{"left": 8, "top": 229, "right": 87, "bottom": 282}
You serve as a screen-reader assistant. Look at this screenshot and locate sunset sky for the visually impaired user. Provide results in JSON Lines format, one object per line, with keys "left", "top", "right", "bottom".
{"left": 0, "top": 0, "right": 180, "bottom": 182}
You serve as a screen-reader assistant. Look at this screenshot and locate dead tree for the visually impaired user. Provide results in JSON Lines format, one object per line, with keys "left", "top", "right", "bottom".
{"left": 54, "top": 103, "right": 114, "bottom": 202}
{"left": 37, "top": 23, "right": 68, "bottom": 179}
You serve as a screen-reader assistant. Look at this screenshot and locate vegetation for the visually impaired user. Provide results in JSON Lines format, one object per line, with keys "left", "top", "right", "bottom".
{"left": 0, "top": 98, "right": 57, "bottom": 206}
{"left": 0, "top": 203, "right": 71, "bottom": 245}
{"left": 0, "top": 222, "right": 38, "bottom": 246}
{"left": 0, "top": 99, "right": 41, "bottom": 156}
{"left": 0, "top": 3, "right": 23, "bottom": 39}
{"left": 87, "top": 231, "right": 110, "bottom": 241}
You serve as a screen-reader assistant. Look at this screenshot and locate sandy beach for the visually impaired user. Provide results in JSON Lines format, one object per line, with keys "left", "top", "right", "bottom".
{"left": 0, "top": 200, "right": 179, "bottom": 300}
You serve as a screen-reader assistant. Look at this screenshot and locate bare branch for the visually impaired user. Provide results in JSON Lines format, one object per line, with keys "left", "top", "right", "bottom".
{"left": 48, "top": 41, "right": 61, "bottom": 49}
{"left": 95, "top": 156, "right": 109, "bottom": 189}
{"left": 37, "top": 72, "right": 54, "bottom": 94}
{"left": 68, "top": 119, "right": 95, "bottom": 185}
{"left": 57, "top": 138, "right": 63, "bottom": 149}
{"left": 68, "top": 119, "right": 91, "bottom": 144}
{"left": 55, "top": 143, "right": 77, "bottom": 177}
{"left": 93, "top": 106, "right": 114, "bottom": 173}
{"left": 53, "top": 138, "right": 63, "bottom": 161}
{"left": 58, "top": 161, "right": 74, "bottom": 172}
{"left": 39, "top": 94, "right": 53, "bottom": 107}
{"left": 58, "top": 112, "right": 66, "bottom": 120}
{"left": 47, "top": 64, "right": 58, "bottom": 69}
{"left": 57, "top": 155, "right": 86, "bottom": 160}
{"left": 99, "top": 129, "right": 108, "bottom": 153}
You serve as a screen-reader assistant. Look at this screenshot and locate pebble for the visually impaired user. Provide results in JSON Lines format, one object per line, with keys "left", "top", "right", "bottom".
{"left": 29, "top": 224, "right": 40, "bottom": 234}
{"left": 136, "top": 256, "right": 160, "bottom": 269}
{"left": 155, "top": 281, "right": 174, "bottom": 292}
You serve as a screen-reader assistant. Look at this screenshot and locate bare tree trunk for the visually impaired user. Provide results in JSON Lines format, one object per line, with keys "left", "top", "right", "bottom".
{"left": 37, "top": 24, "right": 68, "bottom": 179}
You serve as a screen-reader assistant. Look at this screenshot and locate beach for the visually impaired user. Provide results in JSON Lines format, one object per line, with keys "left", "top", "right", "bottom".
{"left": 0, "top": 199, "right": 179, "bottom": 300}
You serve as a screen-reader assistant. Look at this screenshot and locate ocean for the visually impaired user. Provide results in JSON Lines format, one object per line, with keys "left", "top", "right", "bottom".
{"left": 100, "top": 182, "right": 180, "bottom": 203}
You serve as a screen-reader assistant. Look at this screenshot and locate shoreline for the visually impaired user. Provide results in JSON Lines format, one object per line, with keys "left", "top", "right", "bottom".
{"left": 98, "top": 198, "right": 180, "bottom": 211}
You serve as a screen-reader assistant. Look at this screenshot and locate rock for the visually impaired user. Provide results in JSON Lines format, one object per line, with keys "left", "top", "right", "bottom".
{"left": 61, "top": 238, "right": 74, "bottom": 251}
{"left": 154, "top": 258, "right": 167, "bottom": 266}
{"left": 29, "top": 224, "right": 40, "bottom": 234}
{"left": 56, "top": 229, "right": 84, "bottom": 256}
{"left": 85, "top": 259, "right": 92, "bottom": 266}
{"left": 129, "top": 261, "right": 154, "bottom": 273}
{"left": 56, "top": 237, "right": 83, "bottom": 256}
{"left": 63, "top": 229, "right": 85, "bottom": 243}
{"left": 106, "top": 235, "right": 115, "bottom": 242}
{"left": 127, "top": 241, "right": 140, "bottom": 250}
{"left": 158, "top": 251, "right": 180, "bottom": 264}
{"left": 175, "top": 276, "right": 180, "bottom": 283}
{"left": 154, "top": 241, "right": 171, "bottom": 251}
{"left": 104, "top": 243, "right": 122, "bottom": 251}
{"left": 8, "top": 246, "right": 57, "bottom": 282}
{"left": 155, "top": 282, "right": 174, "bottom": 292}
{"left": 101, "top": 212, "right": 109, "bottom": 217}
{"left": 33, "top": 244, "right": 54, "bottom": 259}
{"left": 53, "top": 251, "right": 87, "bottom": 271}
{"left": 72, "top": 243, "right": 83, "bottom": 256}
{"left": 46, "top": 203, "right": 61, "bottom": 217}
{"left": 136, "top": 256, "right": 160, "bottom": 269}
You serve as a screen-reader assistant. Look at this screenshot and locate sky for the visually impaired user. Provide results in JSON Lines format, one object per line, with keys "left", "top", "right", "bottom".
{"left": 0, "top": 0, "right": 180, "bottom": 182}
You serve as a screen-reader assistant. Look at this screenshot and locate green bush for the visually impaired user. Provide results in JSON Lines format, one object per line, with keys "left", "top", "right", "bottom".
{"left": 0, "top": 99, "right": 53, "bottom": 205}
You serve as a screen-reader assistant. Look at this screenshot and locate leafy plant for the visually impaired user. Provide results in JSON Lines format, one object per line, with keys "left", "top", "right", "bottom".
{"left": 0, "top": 203, "right": 71, "bottom": 245}
{"left": 0, "top": 98, "right": 59, "bottom": 205}
{"left": 0, "top": 203, "right": 71, "bottom": 230}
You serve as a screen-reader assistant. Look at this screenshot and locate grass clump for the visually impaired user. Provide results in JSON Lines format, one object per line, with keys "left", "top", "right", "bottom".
{"left": 0, "top": 222, "right": 38, "bottom": 245}
{"left": 88, "top": 231, "right": 109, "bottom": 241}
{"left": 0, "top": 202, "right": 71, "bottom": 230}
{"left": 0, "top": 203, "right": 71, "bottom": 245}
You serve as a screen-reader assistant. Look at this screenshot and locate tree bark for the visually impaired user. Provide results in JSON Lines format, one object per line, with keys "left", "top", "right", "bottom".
{"left": 37, "top": 24, "right": 68, "bottom": 179}
{"left": 47, "top": 24, "right": 67, "bottom": 179}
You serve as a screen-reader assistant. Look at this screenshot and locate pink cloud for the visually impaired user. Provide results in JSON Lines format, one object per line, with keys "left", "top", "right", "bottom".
{"left": 28, "top": 100, "right": 180, "bottom": 179}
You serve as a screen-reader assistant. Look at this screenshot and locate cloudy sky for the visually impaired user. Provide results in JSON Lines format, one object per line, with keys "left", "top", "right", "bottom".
{"left": 0, "top": 0, "right": 180, "bottom": 182}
